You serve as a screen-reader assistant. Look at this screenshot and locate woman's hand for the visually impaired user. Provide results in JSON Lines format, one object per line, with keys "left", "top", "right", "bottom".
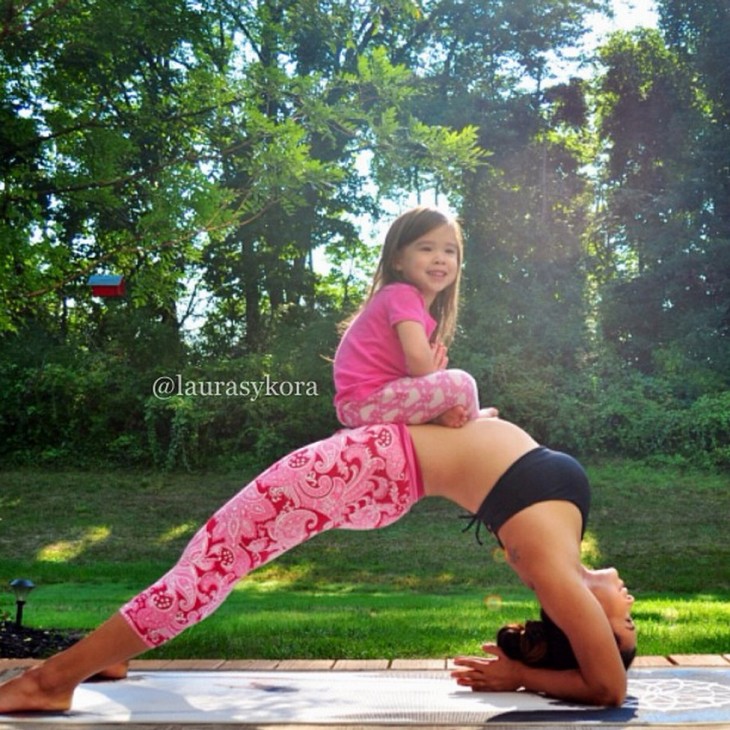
{"left": 451, "top": 644, "right": 523, "bottom": 692}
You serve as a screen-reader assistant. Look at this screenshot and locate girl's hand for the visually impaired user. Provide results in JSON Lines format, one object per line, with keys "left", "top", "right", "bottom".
{"left": 451, "top": 644, "right": 523, "bottom": 692}
{"left": 431, "top": 342, "right": 448, "bottom": 370}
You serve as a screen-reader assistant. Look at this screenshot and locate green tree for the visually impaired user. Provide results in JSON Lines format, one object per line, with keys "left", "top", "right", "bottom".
{"left": 594, "top": 26, "right": 728, "bottom": 392}
{"left": 658, "top": 0, "right": 730, "bottom": 384}
{"left": 401, "top": 1, "right": 606, "bottom": 438}
{"left": 196, "top": 2, "right": 483, "bottom": 355}
{"left": 0, "top": 0, "right": 483, "bottom": 466}
{"left": 1, "top": 0, "right": 229, "bottom": 334}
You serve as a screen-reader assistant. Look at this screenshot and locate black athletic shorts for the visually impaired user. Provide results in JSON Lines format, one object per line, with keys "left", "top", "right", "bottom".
{"left": 467, "top": 447, "right": 591, "bottom": 546}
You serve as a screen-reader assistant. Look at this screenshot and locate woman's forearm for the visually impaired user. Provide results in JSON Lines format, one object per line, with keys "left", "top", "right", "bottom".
{"left": 517, "top": 665, "right": 626, "bottom": 707}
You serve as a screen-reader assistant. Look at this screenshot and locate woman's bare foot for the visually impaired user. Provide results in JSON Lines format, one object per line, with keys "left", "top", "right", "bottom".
{"left": 0, "top": 665, "right": 73, "bottom": 713}
{"left": 91, "top": 661, "right": 129, "bottom": 681}
{"left": 1, "top": 612, "right": 147, "bottom": 713}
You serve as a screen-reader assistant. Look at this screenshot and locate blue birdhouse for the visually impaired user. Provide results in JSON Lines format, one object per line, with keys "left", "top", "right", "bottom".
{"left": 88, "top": 274, "right": 125, "bottom": 297}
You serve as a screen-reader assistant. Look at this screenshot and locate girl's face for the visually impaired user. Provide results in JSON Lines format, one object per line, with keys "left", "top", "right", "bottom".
{"left": 392, "top": 223, "right": 461, "bottom": 305}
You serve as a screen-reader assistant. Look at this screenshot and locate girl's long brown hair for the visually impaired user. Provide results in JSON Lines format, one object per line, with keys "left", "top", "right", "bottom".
{"left": 364, "top": 206, "right": 464, "bottom": 346}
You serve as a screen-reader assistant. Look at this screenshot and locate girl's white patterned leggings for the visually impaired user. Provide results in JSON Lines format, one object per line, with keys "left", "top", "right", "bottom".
{"left": 120, "top": 424, "right": 423, "bottom": 647}
{"left": 337, "top": 368, "right": 480, "bottom": 427}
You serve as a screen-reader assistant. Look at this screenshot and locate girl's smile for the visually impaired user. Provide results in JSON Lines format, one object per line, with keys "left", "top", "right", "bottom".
{"left": 393, "top": 223, "right": 460, "bottom": 305}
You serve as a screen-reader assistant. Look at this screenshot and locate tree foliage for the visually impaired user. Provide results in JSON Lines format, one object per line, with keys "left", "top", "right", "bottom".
{"left": 0, "top": 0, "right": 728, "bottom": 469}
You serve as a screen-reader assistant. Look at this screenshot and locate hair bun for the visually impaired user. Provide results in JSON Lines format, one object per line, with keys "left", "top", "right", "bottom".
{"left": 496, "top": 612, "right": 578, "bottom": 670}
{"left": 497, "top": 621, "right": 549, "bottom": 666}
{"left": 496, "top": 623, "right": 524, "bottom": 661}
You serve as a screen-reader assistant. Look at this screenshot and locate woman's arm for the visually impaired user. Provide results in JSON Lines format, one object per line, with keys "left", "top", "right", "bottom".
{"left": 452, "top": 645, "right": 619, "bottom": 705}
{"left": 532, "top": 569, "right": 628, "bottom": 706}
{"left": 453, "top": 585, "right": 627, "bottom": 706}
{"left": 481, "top": 501, "right": 628, "bottom": 706}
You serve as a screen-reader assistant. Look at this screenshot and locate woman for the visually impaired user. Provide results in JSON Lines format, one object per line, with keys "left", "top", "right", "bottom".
{"left": 0, "top": 417, "right": 635, "bottom": 713}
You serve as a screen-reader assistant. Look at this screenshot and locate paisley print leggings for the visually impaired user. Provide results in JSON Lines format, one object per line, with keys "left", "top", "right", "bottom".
{"left": 120, "top": 424, "right": 423, "bottom": 647}
{"left": 337, "top": 368, "right": 480, "bottom": 428}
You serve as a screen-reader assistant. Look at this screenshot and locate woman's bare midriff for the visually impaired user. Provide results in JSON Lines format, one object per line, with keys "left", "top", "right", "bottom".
{"left": 408, "top": 418, "right": 539, "bottom": 513}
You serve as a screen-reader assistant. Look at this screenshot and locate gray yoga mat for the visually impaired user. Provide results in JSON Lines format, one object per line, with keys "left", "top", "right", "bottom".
{"left": 2, "top": 667, "right": 730, "bottom": 726}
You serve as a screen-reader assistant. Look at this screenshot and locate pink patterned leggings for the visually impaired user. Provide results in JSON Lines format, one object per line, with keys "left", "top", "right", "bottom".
{"left": 120, "top": 424, "right": 423, "bottom": 647}
{"left": 337, "top": 368, "right": 480, "bottom": 428}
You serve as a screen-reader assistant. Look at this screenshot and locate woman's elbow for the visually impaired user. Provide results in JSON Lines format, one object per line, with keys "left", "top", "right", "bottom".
{"left": 598, "top": 688, "right": 626, "bottom": 708}
{"left": 591, "top": 678, "right": 627, "bottom": 707}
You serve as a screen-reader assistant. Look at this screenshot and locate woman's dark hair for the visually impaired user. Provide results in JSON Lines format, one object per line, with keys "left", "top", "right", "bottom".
{"left": 497, "top": 609, "right": 636, "bottom": 670}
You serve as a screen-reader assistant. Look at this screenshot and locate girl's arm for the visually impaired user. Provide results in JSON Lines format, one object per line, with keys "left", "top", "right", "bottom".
{"left": 394, "top": 320, "right": 438, "bottom": 376}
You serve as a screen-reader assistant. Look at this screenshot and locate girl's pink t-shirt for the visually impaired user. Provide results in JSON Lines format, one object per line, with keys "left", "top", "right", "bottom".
{"left": 333, "top": 282, "right": 437, "bottom": 407}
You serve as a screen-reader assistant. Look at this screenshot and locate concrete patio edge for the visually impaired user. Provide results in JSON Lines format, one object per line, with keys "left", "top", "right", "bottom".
{"left": 1, "top": 654, "right": 728, "bottom": 672}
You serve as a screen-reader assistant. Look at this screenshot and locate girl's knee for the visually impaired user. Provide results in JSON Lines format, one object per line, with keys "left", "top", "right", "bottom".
{"left": 447, "top": 368, "right": 478, "bottom": 391}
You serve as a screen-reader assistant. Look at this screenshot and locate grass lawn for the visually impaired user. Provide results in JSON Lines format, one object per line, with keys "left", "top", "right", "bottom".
{"left": 0, "top": 460, "right": 728, "bottom": 659}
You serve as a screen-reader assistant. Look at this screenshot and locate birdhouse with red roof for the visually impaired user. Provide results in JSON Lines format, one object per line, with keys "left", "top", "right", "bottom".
{"left": 88, "top": 274, "right": 126, "bottom": 297}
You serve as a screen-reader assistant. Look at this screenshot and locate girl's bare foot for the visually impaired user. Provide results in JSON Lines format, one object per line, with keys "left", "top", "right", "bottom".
{"left": 478, "top": 407, "right": 499, "bottom": 419}
{"left": 433, "top": 405, "right": 468, "bottom": 428}
{"left": 0, "top": 666, "right": 73, "bottom": 713}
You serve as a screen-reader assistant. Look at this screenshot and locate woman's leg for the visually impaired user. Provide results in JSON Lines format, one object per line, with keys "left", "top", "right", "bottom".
{"left": 0, "top": 424, "right": 422, "bottom": 713}
{"left": 121, "top": 423, "right": 421, "bottom": 646}
{"left": 338, "top": 369, "right": 481, "bottom": 427}
{"left": 0, "top": 614, "right": 147, "bottom": 712}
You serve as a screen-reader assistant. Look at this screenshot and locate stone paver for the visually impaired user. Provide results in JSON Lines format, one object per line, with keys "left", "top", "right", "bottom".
{"left": 669, "top": 654, "right": 730, "bottom": 667}
{"left": 390, "top": 658, "right": 447, "bottom": 671}
{"left": 276, "top": 659, "right": 336, "bottom": 670}
{"left": 219, "top": 659, "right": 280, "bottom": 670}
{"left": 632, "top": 655, "right": 674, "bottom": 667}
{"left": 333, "top": 659, "right": 390, "bottom": 671}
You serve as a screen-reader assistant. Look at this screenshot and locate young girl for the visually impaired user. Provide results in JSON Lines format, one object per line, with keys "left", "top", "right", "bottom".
{"left": 333, "top": 206, "right": 495, "bottom": 429}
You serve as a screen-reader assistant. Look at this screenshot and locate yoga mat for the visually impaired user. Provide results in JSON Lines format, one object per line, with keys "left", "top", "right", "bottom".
{"left": 2, "top": 667, "right": 730, "bottom": 726}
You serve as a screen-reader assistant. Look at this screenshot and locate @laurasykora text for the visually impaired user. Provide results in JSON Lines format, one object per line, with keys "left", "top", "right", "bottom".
{"left": 152, "top": 374, "right": 320, "bottom": 401}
